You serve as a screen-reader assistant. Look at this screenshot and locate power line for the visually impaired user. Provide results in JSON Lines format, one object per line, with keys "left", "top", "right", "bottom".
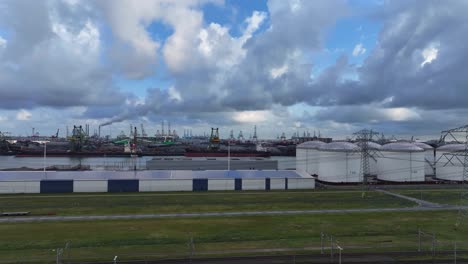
{"left": 440, "top": 125, "right": 468, "bottom": 228}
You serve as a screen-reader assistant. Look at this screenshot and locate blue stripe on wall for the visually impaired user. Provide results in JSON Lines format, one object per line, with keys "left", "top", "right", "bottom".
{"left": 108, "top": 179, "right": 139, "bottom": 192}
{"left": 40, "top": 180, "right": 73, "bottom": 193}
{"left": 235, "top": 178, "right": 242, "bottom": 191}
{"left": 193, "top": 179, "right": 208, "bottom": 191}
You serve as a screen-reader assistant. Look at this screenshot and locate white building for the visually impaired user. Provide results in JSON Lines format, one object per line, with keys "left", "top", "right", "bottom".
{"left": 378, "top": 142, "right": 425, "bottom": 182}
{"left": 296, "top": 141, "right": 326, "bottom": 176}
{"left": 413, "top": 142, "right": 435, "bottom": 175}
{"left": 317, "top": 142, "right": 361, "bottom": 183}
{"left": 435, "top": 144, "right": 465, "bottom": 181}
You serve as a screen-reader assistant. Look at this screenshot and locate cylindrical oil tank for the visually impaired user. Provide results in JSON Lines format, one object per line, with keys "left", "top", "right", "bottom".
{"left": 296, "top": 141, "right": 326, "bottom": 176}
{"left": 378, "top": 143, "right": 425, "bottom": 182}
{"left": 356, "top": 142, "right": 382, "bottom": 175}
{"left": 317, "top": 142, "right": 361, "bottom": 182}
{"left": 435, "top": 144, "right": 465, "bottom": 181}
{"left": 413, "top": 142, "right": 435, "bottom": 176}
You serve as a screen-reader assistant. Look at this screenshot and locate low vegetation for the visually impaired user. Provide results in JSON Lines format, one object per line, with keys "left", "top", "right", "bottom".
{"left": 0, "top": 190, "right": 416, "bottom": 216}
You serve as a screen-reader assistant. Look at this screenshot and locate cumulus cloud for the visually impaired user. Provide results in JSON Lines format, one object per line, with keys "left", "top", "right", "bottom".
{"left": 1, "top": 0, "right": 468, "bottom": 137}
{"left": 16, "top": 109, "right": 32, "bottom": 121}
{"left": 0, "top": 36, "right": 5, "bottom": 49}
{"left": 232, "top": 111, "right": 271, "bottom": 123}
{"left": 0, "top": 0, "right": 126, "bottom": 110}
{"left": 352, "top": 43, "right": 366, "bottom": 56}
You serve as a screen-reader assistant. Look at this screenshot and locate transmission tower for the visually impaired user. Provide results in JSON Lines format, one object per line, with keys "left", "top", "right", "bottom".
{"left": 253, "top": 125, "right": 258, "bottom": 141}
{"left": 353, "top": 129, "right": 380, "bottom": 184}
{"left": 440, "top": 125, "right": 468, "bottom": 227}
{"left": 238, "top": 130, "right": 244, "bottom": 141}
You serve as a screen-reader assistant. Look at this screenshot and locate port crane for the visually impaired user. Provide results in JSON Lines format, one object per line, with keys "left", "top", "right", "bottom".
{"left": 209, "top": 128, "right": 220, "bottom": 149}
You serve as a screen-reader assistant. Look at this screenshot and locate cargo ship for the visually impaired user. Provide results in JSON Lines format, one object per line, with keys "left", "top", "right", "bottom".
{"left": 14, "top": 150, "right": 142, "bottom": 157}
{"left": 184, "top": 149, "right": 271, "bottom": 157}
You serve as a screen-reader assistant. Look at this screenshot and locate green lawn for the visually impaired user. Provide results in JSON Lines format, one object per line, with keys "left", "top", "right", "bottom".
{"left": 393, "top": 188, "right": 468, "bottom": 205}
{"left": 0, "top": 190, "right": 416, "bottom": 216}
{"left": 0, "top": 210, "right": 467, "bottom": 263}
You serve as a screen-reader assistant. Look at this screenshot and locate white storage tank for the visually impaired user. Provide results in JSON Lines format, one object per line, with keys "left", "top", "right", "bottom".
{"left": 435, "top": 144, "right": 465, "bottom": 181}
{"left": 317, "top": 142, "right": 361, "bottom": 183}
{"left": 413, "top": 142, "right": 435, "bottom": 176}
{"left": 296, "top": 141, "right": 326, "bottom": 176}
{"left": 378, "top": 142, "right": 425, "bottom": 182}
{"left": 356, "top": 142, "right": 382, "bottom": 175}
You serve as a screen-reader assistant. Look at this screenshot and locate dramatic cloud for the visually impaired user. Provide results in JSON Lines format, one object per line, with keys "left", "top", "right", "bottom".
{"left": 1, "top": 0, "right": 468, "bottom": 137}
{"left": 0, "top": 0, "right": 126, "bottom": 110}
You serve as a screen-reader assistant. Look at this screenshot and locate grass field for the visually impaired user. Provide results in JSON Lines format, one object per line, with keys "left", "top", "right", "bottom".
{"left": 0, "top": 210, "right": 467, "bottom": 263}
{"left": 393, "top": 188, "right": 468, "bottom": 205}
{"left": 0, "top": 190, "right": 416, "bottom": 216}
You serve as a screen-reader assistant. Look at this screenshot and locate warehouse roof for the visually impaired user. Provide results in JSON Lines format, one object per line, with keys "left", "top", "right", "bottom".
{"left": 412, "top": 142, "right": 434, "bottom": 150}
{"left": 437, "top": 144, "right": 466, "bottom": 152}
{"left": 381, "top": 142, "right": 424, "bottom": 152}
{"left": 356, "top": 141, "right": 382, "bottom": 150}
{"left": 296, "top": 141, "right": 326, "bottom": 149}
{"left": 318, "top": 142, "right": 360, "bottom": 152}
{"left": 0, "top": 170, "right": 305, "bottom": 181}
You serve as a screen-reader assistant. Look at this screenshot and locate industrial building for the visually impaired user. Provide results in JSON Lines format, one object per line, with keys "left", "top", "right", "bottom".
{"left": 377, "top": 142, "right": 425, "bottom": 182}
{"left": 296, "top": 141, "right": 326, "bottom": 176}
{"left": 0, "top": 170, "right": 314, "bottom": 194}
{"left": 296, "top": 140, "right": 441, "bottom": 183}
{"left": 146, "top": 157, "right": 277, "bottom": 170}
{"left": 413, "top": 142, "right": 435, "bottom": 176}
{"left": 317, "top": 142, "right": 361, "bottom": 183}
{"left": 435, "top": 144, "right": 465, "bottom": 181}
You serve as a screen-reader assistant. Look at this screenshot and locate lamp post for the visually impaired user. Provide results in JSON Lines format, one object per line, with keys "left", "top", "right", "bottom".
{"left": 228, "top": 140, "right": 231, "bottom": 171}
{"left": 336, "top": 244, "right": 343, "bottom": 264}
{"left": 43, "top": 142, "right": 47, "bottom": 179}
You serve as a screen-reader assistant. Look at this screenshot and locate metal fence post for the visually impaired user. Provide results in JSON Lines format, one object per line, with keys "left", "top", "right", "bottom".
{"left": 418, "top": 228, "right": 421, "bottom": 252}
{"left": 321, "top": 232, "right": 324, "bottom": 254}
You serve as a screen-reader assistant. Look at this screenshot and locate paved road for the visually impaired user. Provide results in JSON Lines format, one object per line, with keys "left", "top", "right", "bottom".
{"left": 1, "top": 205, "right": 466, "bottom": 223}
{"left": 1, "top": 189, "right": 464, "bottom": 223}
{"left": 73, "top": 251, "right": 468, "bottom": 264}
{"left": 375, "top": 189, "right": 444, "bottom": 207}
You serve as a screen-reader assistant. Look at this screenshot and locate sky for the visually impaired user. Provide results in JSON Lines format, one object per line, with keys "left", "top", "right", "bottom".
{"left": 0, "top": 0, "right": 467, "bottom": 140}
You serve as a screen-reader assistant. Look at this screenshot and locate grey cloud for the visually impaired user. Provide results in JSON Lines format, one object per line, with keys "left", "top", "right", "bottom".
{"left": 344, "top": 0, "right": 468, "bottom": 110}
{"left": 0, "top": 0, "right": 127, "bottom": 110}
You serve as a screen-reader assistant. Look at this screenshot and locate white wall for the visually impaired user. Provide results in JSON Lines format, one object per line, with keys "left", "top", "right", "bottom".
{"left": 307, "top": 150, "right": 320, "bottom": 176}
{"left": 208, "top": 179, "right": 235, "bottom": 191}
{"left": 435, "top": 152, "right": 463, "bottom": 181}
{"left": 288, "top": 178, "right": 315, "bottom": 189}
{"left": 296, "top": 149, "right": 307, "bottom": 173}
{"left": 424, "top": 149, "right": 435, "bottom": 175}
{"left": 270, "top": 178, "right": 285, "bottom": 190}
{"left": 242, "top": 179, "right": 265, "bottom": 190}
{"left": 139, "top": 179, "right": 193, "bottom": 192}
{"left": 318, "top": 151, "right": 361, "bottom": 182}
{"left": 378, "top": 152, "right": 425, "bottom": 182}
{"left": 73, "top": 180, "right": 107, "bottom": 193}
{"left": 0, "top": 181, "right": 40, "bottom": 194}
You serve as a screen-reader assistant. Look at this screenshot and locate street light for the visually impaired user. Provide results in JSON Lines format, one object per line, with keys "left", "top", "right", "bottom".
{"left": 336, "top": 244, "right": 343, "bottom": 264}
{"left": 43, "top": 142, "right": 47, "bottom": 179}
{"left": 228, "top": 140, "right": 231, "bottom": 171}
